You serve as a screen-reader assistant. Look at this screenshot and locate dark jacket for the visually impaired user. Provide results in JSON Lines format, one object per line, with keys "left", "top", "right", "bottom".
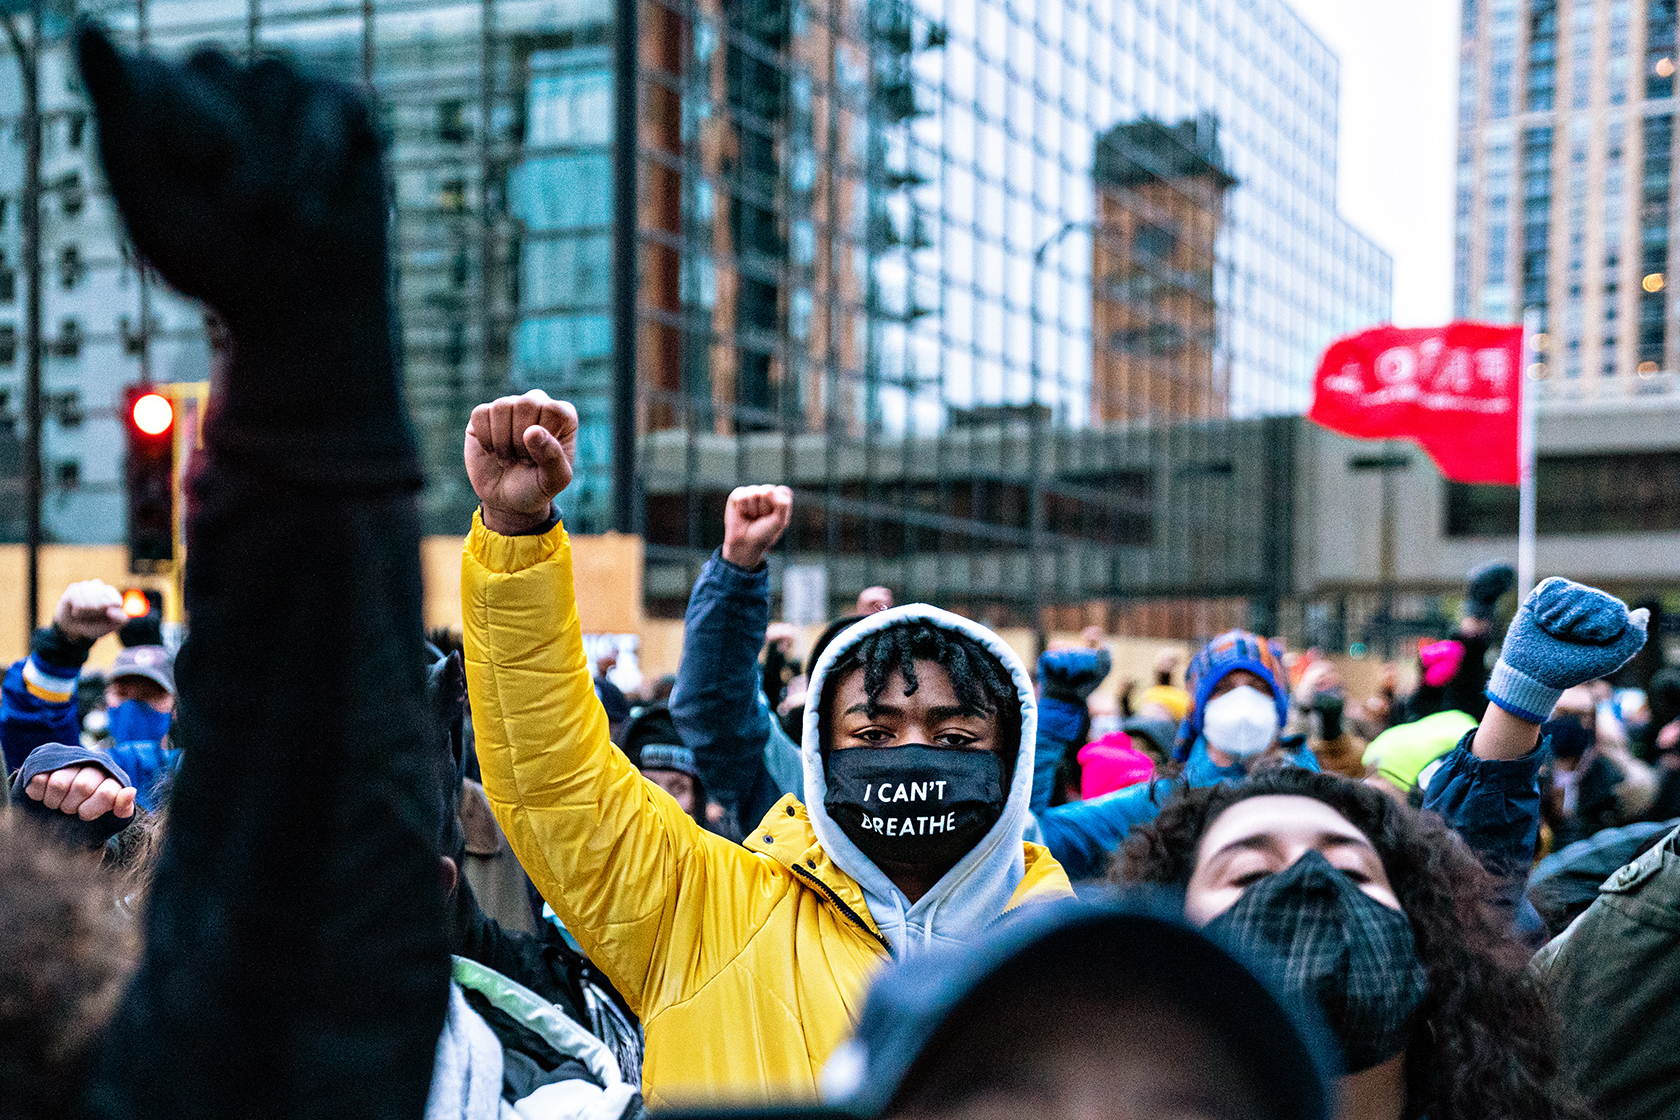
{"left": 667, "top": 550, "right": 801, "bottom": 833}
{"left": 1536, "top": 823, "right": 1680, "bottom": 1120}
{"left": 1421, "top": 729, "right": 1549, "bottom": 940}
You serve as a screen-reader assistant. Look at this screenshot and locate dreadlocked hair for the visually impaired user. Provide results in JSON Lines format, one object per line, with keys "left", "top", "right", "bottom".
{"left": 820, "top": 619, "right": 1022, "bottom": 770}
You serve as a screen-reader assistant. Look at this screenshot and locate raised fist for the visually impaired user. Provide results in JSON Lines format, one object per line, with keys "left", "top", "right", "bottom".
{"left": 26, "top": 765, "right": 137, "bottom": 822}
{"left": 464, "top": 390, "right": 578, "bottom": 534}
{"left": 75, "top": 23, "right": 387, "bottom": 337}
{"left": 53, "top": 580, "right": 127, "bottom": 643}
{"left": 721, "top": 484, "right": 792, "bottom": 571}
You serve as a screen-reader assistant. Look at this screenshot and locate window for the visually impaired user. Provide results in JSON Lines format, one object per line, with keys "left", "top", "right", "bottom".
{"left": 59, "top": 172, "right": 82, "bottom": 218}
{"left": 438, "top": 100, "right": 468, "bottom": 144}
{"left": 440, "top": 178, "right": 467, "bottom": 213}
{"left": 55, "top": 460, "right": 79, "bottom": 490}
{"left": 58, "top": 244, "right": 81, "bottom": 289}
{"left": 1445, "top": 451, "right": 1680, "bottom": 535}
{"left": 52, "top": 390, "right": 82, "bottom": 428}
{"left": 66, "top": 111, "right": 86, "bottom": 149}
{"left": 54, "top": 319, "right": 80, "bottom": 358}
{"left": 0, "top": 324, "right": 14, "bottom": 363}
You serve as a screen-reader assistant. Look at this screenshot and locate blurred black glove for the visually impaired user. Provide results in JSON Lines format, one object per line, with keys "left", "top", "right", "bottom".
{"left": 76, "top": 22, "right": 411, "bottom": 480}
{"left": 1311, "top": 691, "right": 1344, "bottom": 742}
{"left": 1465, "top": 561, "right": 1516, "bottom": 623}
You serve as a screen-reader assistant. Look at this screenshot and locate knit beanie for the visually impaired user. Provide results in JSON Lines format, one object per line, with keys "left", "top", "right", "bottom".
{"left": 1174, "top": 630, "right": 1289, "bottom": 762}
{"left": 1077, "top": 732, "right": 1156, "bottom": 799}
{"left": 621, "top": 703, "right": 699, "bottom": 778}
{"left": 1417, "top": 639, "right": 1465, "bottom": 688}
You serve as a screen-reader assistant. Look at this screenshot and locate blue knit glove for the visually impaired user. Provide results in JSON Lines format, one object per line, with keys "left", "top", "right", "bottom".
{"left": 1486, "top": 577, "right": 1648, "bottom": 722}
{"left": 1038, "top": 648, "right": 1113, "bottom": 705}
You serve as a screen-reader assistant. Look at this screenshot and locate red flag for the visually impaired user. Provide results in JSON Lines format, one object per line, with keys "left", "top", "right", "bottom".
{"left": 1309, "top": 322, "right": 1524, "bottom": 485}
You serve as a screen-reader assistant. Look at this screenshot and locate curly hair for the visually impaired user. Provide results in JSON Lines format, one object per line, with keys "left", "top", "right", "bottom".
{"left": 0, "top": 814, "right": 136, "bottom": 1120}
{"left": 1114, "top": 768, "right": 1589, "bottom": 1120}
{"left": 820, "top": 620, "right": 1022, "bottom": 766}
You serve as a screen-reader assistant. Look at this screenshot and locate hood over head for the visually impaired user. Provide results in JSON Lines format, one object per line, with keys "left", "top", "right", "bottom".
{"left": 801, "top": 604, "right": 1038, "bottom": 955}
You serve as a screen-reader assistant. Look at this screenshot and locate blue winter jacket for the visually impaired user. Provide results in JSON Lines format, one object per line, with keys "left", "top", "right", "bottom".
{"left": 1037, "top": 734, "right": 1321, "bottom": 881}
{"left": 667, "top": 550, "right": 802, "bottom": 834}
{"left": 1, "top": 629, "right": 89, "bottom": 773}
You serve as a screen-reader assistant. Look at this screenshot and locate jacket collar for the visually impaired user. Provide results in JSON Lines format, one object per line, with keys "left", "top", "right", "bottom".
{"left": 746, "top": 796, "right": 1075, "bottom": 953}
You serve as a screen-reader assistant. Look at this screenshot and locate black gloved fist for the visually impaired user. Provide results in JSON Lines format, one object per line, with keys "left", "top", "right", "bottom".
{"left": 1311, "top": 691, "right": 1344, "bottom": 741}
{"left": 77, "top": 23, "right": 388, "bottom": 333}
{"left": 76, "top": 21, "right": 409, "bottom": 474}
{"left": 1465, "top": 561, "right": 1517, "bottom": 622}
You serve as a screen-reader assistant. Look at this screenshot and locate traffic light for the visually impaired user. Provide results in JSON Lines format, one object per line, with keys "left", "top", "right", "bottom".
{"left": 124, "top": 386, "right": 175, "bottom": 571}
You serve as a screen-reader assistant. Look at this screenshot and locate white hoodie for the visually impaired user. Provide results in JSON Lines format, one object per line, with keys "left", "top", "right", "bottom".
{"left": 799, "top": 604, "right": 1039, "bottom": 956}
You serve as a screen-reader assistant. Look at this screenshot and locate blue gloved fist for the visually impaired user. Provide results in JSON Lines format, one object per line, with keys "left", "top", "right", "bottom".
{"left": 1486, "top": 577, "right": 1648, "bottom": 722}
{"left": 1038, "top": 648, "right": 1113, "bottom": 705}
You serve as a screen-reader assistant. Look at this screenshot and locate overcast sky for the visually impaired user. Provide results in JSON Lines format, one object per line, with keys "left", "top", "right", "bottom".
{"left": 1288, "top": 0, "right": 1460, "bottom": 327}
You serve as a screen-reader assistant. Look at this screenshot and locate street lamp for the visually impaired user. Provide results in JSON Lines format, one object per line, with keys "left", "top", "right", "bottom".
{"left": 1026, "top": 220, "right": 1092, "bottom": 655}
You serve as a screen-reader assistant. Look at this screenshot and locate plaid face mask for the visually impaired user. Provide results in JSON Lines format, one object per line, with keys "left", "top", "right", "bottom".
{"left": 1203, "top": 848, "right": 1429, "bottom": 1073}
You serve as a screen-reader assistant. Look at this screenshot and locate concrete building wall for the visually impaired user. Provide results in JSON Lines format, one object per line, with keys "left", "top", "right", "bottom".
{"left": 1296, "top": 396, "right": 1680, "bottom": 596}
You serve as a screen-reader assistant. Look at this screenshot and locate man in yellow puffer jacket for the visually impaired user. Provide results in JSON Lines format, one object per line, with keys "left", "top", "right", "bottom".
{"left": 459, "top": 390, "right": 1074, "bottom": 1109}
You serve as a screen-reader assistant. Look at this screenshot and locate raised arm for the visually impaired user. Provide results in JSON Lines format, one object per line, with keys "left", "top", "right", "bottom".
{"left": 1, "top": 581, "right": 127, "bottom": 772}
{"left": 462, "top": 392, "right": 779, "bottom": 1017}
{"left": 669, "top": 484, "right": 798, "bottom": 827}
{"left": 1425, "top": 578, "right": 1647, "bottom": 883}
{"left": 74, "top": 27, "right": 448, "bottom": 1120}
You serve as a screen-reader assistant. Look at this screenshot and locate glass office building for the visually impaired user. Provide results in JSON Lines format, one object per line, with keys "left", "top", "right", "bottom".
{"left": 4, "top": 0, "right": 1388, "bottom": 630}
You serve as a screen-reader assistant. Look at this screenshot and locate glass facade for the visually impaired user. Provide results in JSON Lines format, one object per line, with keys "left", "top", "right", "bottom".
{"left": 1459, "top": 0, "right": 1680, "bottom": 396}
{"left": 2, "top": 0, "right": 1389, "bottom": 629}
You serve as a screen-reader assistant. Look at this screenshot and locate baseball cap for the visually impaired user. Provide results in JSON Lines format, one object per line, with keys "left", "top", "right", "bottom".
{"left": 109, "top": 644, "right": 175, "bottom": 694}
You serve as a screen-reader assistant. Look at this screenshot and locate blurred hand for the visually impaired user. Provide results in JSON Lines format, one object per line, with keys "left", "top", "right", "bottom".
{"left": 721, "top": 485, "right": 793, "bottom": 571}
{"left": 26, "top": 765, "right": 137, "bottom": 821}
{"left": 1658, "top": 719, "right": 1680, "bottom": 755}
{"left": 1080, "top": 625, "right": 1107, "bottom": 650}
{"left": 595, "top": 651, "right": 618, "bottom": 676}
{"left": 766, "top": 622, "right": 799, "bottom": 653}
{"left": 465, "top": 390, "right": 578, "bottom": 534}
{"left": 53, "top": 580, "right": 127, "bottom": 643}
{"left": 75, "top": 23, "right": 386, "bottom": 333}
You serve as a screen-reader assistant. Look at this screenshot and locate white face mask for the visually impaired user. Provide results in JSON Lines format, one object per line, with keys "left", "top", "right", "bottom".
{"left": 1201, "top": 684, "right": 1280, "bottom": 757}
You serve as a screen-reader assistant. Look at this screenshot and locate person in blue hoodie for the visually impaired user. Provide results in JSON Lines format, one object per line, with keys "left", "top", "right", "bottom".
{"left": 1036, "top": 629, "right": 1317, "bottom": 881}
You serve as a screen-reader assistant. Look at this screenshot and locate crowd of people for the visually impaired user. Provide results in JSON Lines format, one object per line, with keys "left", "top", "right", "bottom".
{"left": 5, "top": 28, "right": 1680, "bottom": 1120}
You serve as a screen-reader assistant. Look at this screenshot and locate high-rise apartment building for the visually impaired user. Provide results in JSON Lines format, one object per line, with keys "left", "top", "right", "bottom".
{"left": 1457, "top": 0, "right": 1680, "bottom": 390}
{"left": 2, "top": 0, "right": 1388, "bottom": 630}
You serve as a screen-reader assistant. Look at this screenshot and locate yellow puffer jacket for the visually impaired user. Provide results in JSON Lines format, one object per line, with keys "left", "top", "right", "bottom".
{"left": 462, "top": 515, "right": 1073, "bottom": 1107}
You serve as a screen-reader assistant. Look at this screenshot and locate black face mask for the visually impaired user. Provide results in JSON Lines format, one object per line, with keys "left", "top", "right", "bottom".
{"left": 1203, "top": 849, "right": 1429, "bottom": 1074}
{"left": 824, "top": 744, "right": 1006, "bottom": 872}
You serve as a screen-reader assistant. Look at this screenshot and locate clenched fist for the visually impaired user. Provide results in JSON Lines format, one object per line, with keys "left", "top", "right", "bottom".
{"left": 464, "top": 390, "right": 579, "bottom": 534}
{"left": 721, "top": 485, "right": 793, "bottom": 571}
{"left": 53, "top": 580, "right": 128, "bottom": 643}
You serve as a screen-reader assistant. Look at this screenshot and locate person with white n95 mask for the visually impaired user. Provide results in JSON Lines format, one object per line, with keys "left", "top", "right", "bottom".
{"left": 1202, "top": 683, "right": 1283, "bottom": 758}
{"left": 1034, "top": 630, "right": 1320, "bottom": 882}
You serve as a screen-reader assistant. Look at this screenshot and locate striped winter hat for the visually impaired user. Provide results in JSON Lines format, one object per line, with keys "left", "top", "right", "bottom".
{"left": 1173, "top": 630, "right": 1289, "bottom": 762}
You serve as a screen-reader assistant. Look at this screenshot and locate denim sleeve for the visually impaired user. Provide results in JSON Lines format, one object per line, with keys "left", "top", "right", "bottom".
{"left": 1036, "top": 780, "right": 1169, "bottom": 882}
{"left": 669, "top": 550, "right": 779, "bottom": 821}
{"left": 1422, "top": 729, "right": 1544, "bottom": 881}
{"left": 1032, "top": 693, "right": 1088, "bottom": 815}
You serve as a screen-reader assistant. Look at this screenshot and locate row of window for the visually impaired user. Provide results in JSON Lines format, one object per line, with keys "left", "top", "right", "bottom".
{"left": 1444, "top": 450, "right": 1680, "bottom": 536}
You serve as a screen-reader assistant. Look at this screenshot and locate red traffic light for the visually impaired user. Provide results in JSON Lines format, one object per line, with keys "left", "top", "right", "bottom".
{"left": 131, "top": 392, "right": 173, "bottom": 436}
